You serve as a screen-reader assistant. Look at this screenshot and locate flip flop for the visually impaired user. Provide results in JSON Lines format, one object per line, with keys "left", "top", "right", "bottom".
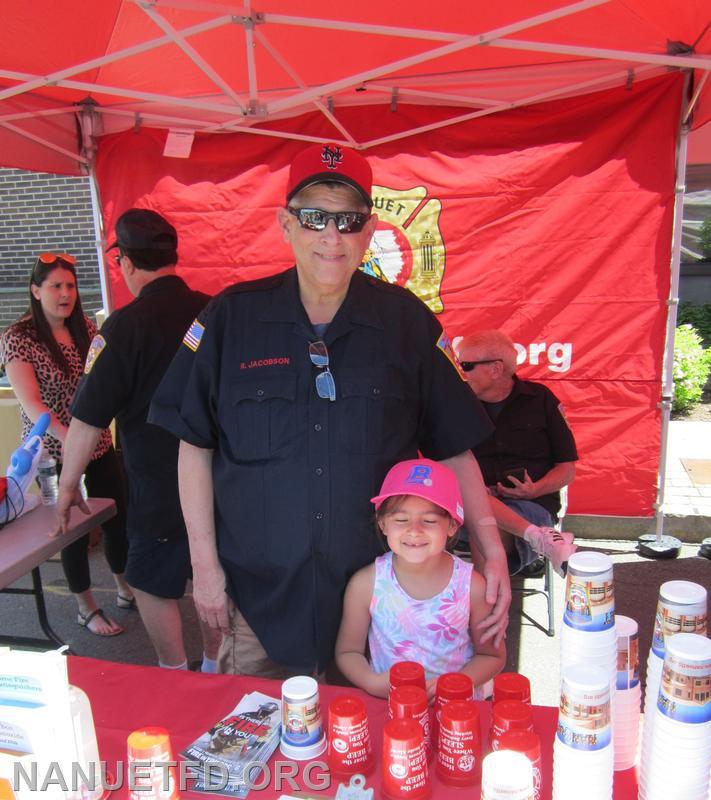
{"left": 77, "top": 608, "right": 124, "bottom": 637}
{"left": 116, "top": 593, "right": 137, "bottom": 610}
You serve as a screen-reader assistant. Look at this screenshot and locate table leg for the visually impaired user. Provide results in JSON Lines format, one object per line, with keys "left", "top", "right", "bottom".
{"left": 0, "top": 567, "right": 74, "bottom": 653}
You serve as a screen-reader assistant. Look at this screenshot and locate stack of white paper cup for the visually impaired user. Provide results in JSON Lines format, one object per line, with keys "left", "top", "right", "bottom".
{"left": 553, "top": 664, "right": 614, "bottom": 800}
{"left": 639, "top": 580, "right": 707, "bottom": 778}
{"left": 481, "top": 749, "right": 535, "bottom": 800}
{"left": 279, "top": 676, "right": 327, "bottom": 759}
{"left": 560, "top": 553, "right": 617, "bottom": 699}
{"left": 638, "top": 633, "right": 711, "bottom": 800}
{"left": 613, "top": 615, "right": 641, "bottom": 770}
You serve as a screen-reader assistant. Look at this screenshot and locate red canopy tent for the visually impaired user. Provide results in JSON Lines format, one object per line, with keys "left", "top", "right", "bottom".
{"left": 1, "top": 1, "right": 710, "bottom": 521}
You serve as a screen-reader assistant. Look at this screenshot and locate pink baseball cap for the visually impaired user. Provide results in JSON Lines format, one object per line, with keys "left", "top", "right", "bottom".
{"left": 371, "top": 459, "right": 464, "bottom": 525}
{"left": 286, "top": 143, "right": 373, "bottom": 208}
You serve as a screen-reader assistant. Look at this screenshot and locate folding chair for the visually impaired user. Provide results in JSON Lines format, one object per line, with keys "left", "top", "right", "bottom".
{"left": 512, "top": 486, "right": 568, "bottom": 638}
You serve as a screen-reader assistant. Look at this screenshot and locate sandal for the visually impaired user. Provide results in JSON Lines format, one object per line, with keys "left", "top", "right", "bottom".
{"left": 77, "top": 608, "right": 124, "bottom": 637}
{"left": 116, "top": 593, "right": 137, "bottom": 610}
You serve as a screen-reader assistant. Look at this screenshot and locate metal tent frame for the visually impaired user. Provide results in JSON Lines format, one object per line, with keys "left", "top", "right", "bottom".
{"left": 2, "top": 1, "right": 711, "bottom": 535}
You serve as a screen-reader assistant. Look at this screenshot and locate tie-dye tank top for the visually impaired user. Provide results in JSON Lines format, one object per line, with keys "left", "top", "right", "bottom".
{"left": 368, "top": 551, "right": 476, "bottom": 681}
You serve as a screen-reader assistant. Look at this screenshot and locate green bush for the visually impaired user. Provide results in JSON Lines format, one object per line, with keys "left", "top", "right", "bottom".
{"left": 700, "top": 218, "right": 711, "bottom": 260}
{"left": 673, "top": 324, "right": 711, "bottom": 412}
{"left": 677, "top": 303, "right": 711, "bottom": 347}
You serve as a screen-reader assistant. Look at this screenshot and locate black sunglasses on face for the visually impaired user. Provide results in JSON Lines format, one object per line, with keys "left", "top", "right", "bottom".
{"left": 288, "top": 207, "right": 370, "bottom": 234}
{"left": 459, "top": 358, "right": 502, "bottom": 372}
{"left": 309, "top": 340, "right": 336, "bottom": 401}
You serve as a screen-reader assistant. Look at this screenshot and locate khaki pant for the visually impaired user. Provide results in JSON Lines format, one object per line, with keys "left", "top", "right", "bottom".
{"left": 218, "top": 608, "right": 324, "bottom": 681}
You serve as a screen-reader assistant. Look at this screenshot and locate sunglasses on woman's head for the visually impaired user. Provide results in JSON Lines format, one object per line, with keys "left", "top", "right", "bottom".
{"left": 38, "top": 252, "right": 76, "bottom": 266}
{"left": 287, "top": 207, "right": 370, "bottom": 234}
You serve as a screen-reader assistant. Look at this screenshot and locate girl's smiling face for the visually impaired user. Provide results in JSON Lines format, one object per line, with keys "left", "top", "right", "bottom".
{"left": 379, "top": 495, "right": 458, "bottom": 564}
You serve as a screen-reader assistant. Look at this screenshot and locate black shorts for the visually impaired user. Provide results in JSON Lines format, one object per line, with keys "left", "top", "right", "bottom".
{"left": 125, "top": 535, "right": 192, "bottom": 599}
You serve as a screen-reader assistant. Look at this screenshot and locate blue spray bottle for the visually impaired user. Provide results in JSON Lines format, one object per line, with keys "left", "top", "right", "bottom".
{"left": 3, "top": 412, "right": 50, "bottom": 520}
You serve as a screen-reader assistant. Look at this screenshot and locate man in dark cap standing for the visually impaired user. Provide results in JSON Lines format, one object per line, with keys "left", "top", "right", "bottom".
{"left": 56, "top": 208, "right": 220, "bottom": 672}
{"left": 149, "top": 144, "right": 510, "bottom": 678}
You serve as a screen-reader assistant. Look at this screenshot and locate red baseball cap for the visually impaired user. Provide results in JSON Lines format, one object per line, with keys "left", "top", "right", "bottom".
{"left": 286, "top": 143, "right": 373, "bottom": 208}
{"left": 371, "top": 459, "right": 464, "bottom": 525}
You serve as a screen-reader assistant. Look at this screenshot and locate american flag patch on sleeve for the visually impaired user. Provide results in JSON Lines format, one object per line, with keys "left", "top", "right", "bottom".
{"left": 436, "top": 330, "right": 462, "bottom": 377}
{"left": 183, "top": 319, "right": 205, "bottom": 352}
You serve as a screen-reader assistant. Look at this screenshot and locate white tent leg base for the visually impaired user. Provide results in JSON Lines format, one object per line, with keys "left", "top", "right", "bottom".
{"left": 637, "top": 533, "right": 682, "bottom": 559}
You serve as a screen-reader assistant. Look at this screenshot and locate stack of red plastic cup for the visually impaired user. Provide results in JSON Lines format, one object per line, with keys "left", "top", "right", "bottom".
{"left": 493, "top": 673, "right": 531, "bottom": 706}
{"left": 327, "top": 696, "right": 374, "bottom": 778}
{"left": 498, "top": 729, "right": 542, "bottom": 800}
{"left": 433, "top": 672, "right": 473, "bottom": 749}
{"left": 389, "top": 685, "right": 432, "bottom": 760}
{"left": 489, "top": 700, "right": 534, "bottom": 751}
{"left": 389, "top": 661, "right": 426, "bottom": 693}
{"left": 382, "top": 718, "right": 431, "bottom": 800}
{"left": 436, "top": 700, "right": 482, "bottom": 786}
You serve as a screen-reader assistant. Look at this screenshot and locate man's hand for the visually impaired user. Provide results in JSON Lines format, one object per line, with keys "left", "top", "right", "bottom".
{"left": 193, "top": 564, "right": 232, "bottom": 634}
{"left": 476, "top": 551, "right": 511, "bottom": 647}
{"left": 496, "top": 469, "right": 536, "bottom": 500}
{"left": 52, "top": 418, "right": 103, "bottom": 536}
{"left": 53, "top": 484, "right": 90, "bottom": 537}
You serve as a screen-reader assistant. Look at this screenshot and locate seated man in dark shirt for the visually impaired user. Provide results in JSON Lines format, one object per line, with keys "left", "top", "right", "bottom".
{"left": 457, "top": 329, "right": 578, "bottom": 576}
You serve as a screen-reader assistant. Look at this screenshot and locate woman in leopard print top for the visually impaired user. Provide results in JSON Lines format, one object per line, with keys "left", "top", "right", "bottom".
{"left": 0, "top": 253, "right": 131, "bottom": 636}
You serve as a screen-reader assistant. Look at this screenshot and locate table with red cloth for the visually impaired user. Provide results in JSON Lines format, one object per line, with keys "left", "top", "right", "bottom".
{"left": 68, "top": 657, "right": 639, "bottom": 800}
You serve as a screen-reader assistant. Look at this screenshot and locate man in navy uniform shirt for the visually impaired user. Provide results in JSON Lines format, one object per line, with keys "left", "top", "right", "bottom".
{"left": 457, "top": 329, "right": 578, "bottom": 577}
{"left": 56, "top": 209, "right": 220, "bottom": 672}
{"left": 149, "top": 144, "right": 510, "bottom": 677}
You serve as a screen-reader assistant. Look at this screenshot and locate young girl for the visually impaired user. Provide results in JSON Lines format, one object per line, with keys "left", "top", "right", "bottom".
{"left": 336, "top": 458, "right": 505, "bottom": 701}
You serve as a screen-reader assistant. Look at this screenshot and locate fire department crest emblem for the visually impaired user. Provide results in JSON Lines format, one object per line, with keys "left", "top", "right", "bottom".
{"left": 361, "top": 185, "right": 446, "bottom": 313}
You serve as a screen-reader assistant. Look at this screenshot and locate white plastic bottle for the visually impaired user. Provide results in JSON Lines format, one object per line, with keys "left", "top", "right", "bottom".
{"left": 68, "top": 685, "right": 104, "bottom": 800}
{"left": 37, "top": 454, "right": 58, "bottom": 505}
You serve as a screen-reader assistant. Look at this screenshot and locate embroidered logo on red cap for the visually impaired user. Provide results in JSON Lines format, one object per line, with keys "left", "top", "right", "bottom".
{"left": 321, "top": 145, "right": 344, "bottom": 170}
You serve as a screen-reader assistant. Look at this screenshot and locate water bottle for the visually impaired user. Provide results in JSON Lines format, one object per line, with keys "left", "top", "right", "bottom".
{"left": 37, "top": 453, "right": 59, "bottom": 505}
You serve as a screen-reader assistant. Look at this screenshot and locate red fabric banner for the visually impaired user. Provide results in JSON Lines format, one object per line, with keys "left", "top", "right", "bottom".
{"left": 95, "top": 73, "right": 683, "bottom": 516}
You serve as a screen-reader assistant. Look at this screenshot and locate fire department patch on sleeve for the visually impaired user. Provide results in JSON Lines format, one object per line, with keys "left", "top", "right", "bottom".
{"left": 436, "top": 331, "right": 463, "bottom": 378}
{"left": 558, "top": 402, "right": 572, "bottom": 429}
{"left": 183, "top": 319, "right": 204, "bottom": 352}
{"left": 84, "top": 334, "right": 106, "bottom": 374}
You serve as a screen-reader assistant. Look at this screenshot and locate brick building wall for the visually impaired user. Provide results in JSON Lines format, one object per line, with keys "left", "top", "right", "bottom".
{"left": 0, "top": 168, "right": 104, "bottom": 332}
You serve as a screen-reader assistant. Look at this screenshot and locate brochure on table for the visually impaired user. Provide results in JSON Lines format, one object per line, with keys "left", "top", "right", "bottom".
{"left": 0, "top": 649, "right": 79, "bottom": 800}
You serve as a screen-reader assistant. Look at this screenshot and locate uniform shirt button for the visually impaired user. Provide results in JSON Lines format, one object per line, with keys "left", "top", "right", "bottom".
{"left": 257, "top": 389, "right": 265, "bottom": 397}
{"left": 373, "top": 387, "right": 381, "bottom": 395}
{"left": 314, "top": 423, "right": 322, "bottom": 431}
{"left": 315, "top": 512, "right": 324, "bottom": 520}
{"left": 315, "top": 467, "right": 323, "bottom": 476}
